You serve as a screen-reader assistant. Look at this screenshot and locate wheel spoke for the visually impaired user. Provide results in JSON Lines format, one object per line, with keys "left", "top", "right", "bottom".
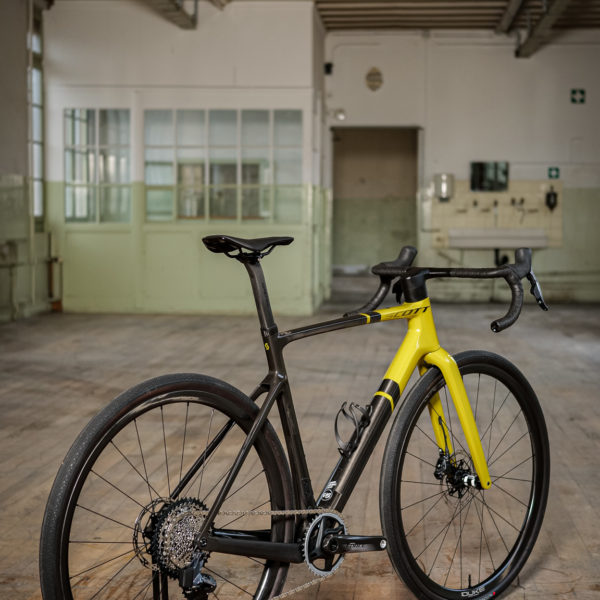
{"left": 160, "top": 406, "right": 171, "bottom": 497}
{"left": 404, "top": 489, "right": 448, "bottom": 537}
{"left": 70, "top": 548, "right": 136, "bottom": 581}
{"left": 205, "top": 566, "right": 253, "bottom": 597}
{"left": 110, "top": 440, "right": 162, "bottom": 500}
{"left": 488, "top": 409, "right": 524, "bottom": 463}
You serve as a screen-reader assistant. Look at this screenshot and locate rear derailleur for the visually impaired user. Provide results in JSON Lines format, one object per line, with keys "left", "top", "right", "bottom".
{"left": 179, "top": 552, "right": 216, "bottom": 600}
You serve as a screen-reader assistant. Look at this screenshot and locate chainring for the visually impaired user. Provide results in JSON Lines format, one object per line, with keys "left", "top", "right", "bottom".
{"left": 302, "top": 512, "right": 347, "bottom": 577}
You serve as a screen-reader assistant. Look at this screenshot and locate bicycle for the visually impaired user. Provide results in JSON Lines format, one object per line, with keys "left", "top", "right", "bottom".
{"left": 40, "top": 234, "right": 551, "bottom": 600}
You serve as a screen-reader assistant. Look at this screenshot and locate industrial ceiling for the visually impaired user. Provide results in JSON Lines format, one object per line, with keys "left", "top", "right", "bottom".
{"left": 145, "top": 0, "right": 600, "bottom": 57}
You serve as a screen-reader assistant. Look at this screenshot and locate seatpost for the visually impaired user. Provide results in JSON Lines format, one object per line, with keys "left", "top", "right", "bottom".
{"left": 242, "top": 258, "right": 277, "bottom": 334}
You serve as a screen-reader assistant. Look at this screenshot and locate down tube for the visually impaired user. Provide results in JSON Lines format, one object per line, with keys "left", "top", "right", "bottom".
{"left": 317, "top": 325, "right": 425, "bottom": 512}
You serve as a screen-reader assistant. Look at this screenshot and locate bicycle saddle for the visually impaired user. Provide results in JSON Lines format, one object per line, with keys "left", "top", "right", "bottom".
{"left": 203, "top": 235, "right": 294, "bottom": 256}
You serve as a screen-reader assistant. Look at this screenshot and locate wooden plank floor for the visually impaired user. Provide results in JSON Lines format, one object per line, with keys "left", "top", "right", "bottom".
{"left": 1, "top": 302, "right": 599, "bottom": 599}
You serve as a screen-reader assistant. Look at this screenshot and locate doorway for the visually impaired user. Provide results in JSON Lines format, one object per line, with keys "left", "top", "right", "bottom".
{"left": 331, "top": 127, "right": 418, "bottom": 276}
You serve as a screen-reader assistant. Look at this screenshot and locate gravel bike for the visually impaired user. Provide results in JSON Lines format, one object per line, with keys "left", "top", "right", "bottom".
{"left": 40, "top": 234, "right": 550, "bottom": 600}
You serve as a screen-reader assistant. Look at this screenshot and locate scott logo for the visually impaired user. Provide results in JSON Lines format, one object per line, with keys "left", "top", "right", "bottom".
{"left": 321, "top": 480, "right": 337, "bottom": 502}
{"left": 461, "top": 587, "right": 486, "bottom": 598}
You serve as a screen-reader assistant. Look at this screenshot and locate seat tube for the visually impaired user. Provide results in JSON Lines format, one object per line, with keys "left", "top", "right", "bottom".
{"left": 243, "top": 259, "right": 277, "bottom": 334}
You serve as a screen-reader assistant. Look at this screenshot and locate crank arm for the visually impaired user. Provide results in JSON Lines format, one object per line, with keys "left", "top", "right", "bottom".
{"left": 322, "top": 534, "right": 387, "bottom": 554}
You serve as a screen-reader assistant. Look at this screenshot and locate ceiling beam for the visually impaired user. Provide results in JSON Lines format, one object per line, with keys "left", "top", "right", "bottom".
{"left": 516, "top": 0, "right": 572, "bottom": 57}
{"left": 496, "top": 0, "right": 526, "bottom": 32}
{"left": 141, "top": 0, "right": 199, "bottom": 29}
{"left": 208, "top": 0, "right": 231, "bottom": 9}
{"left": 318, "top": 1, "right": 506, "bottom": 7}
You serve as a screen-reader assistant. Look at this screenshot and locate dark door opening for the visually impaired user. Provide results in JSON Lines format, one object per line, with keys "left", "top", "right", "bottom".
{"left": 332, "top": 127, "right": 418, "bottom": 275}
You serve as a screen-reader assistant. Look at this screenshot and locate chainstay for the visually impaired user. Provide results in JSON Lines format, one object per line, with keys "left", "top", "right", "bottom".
{"left": 210, "top": 507, "right": 344, "bottom": 599}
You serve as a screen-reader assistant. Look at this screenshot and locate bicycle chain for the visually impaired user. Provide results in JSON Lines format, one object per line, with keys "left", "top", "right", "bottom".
{"left": 203, "top": 507, "right": 344, "bottom": 599}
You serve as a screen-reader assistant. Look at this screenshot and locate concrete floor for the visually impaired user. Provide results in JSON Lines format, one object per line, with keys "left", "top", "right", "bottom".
{"left": 0, "top": 298, "right": 599, "bottom": 599}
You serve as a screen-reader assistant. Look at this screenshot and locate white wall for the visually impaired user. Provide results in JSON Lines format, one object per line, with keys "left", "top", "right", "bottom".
{"left": 325, "top": 29, "right": 600, "bottom": 186}
{"left": 44, "top": 0, "right": 318, "bottom": 184}
{"left": 45, "top": 0, "right": 313, "bottom": 89}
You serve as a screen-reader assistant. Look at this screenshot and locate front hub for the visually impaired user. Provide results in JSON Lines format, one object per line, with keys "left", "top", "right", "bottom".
{"left": 434, "top": 449, "right": 481, "bottom": 498}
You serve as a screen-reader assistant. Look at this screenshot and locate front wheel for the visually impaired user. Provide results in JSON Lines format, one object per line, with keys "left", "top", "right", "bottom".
{"left": 40, "top": 373, "right": 294, "bottom": 600}
{"left": 380, "top": 351, "right": 550, "bottom": 600}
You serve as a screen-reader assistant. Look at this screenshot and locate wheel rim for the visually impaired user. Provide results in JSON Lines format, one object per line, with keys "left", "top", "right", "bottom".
{"left": 396, "top": 364, "right": 545, "bottom": 597}
{"left": 59, "top": 391, "right": 288, "bottom": 599}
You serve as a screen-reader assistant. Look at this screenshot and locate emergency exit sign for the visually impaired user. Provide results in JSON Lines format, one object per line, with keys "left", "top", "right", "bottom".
{"left": 548, "top": 167, "right": 560, "bottom": 179}
{"left": 571, "top": 89, "right": 586, "bottom": 104}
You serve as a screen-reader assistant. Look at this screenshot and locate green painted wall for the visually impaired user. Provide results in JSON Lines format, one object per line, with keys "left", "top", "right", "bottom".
{"left": 46, "top": 182, "right": 331, "bottom": 316}
{"left": 333, "top": 195, "right": 417, "bottom": 269}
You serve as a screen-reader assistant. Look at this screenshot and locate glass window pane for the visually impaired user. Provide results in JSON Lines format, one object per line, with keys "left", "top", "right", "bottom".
{"left": 209, "top": 110, "right": 237, "bottom": 146}
{"left": 177, "top": 148, "right": 205, "bottom": 186}
{"left": 178, "top": 188, "right": 204, "bottom": 219}
{"left": 99, "top": 110, "right": 130, "bottom": 146}
{"left": 65, "top": 148, "right": 95, "bottom": 184}
{"left": 65, "top": 185, "right": 96, "bottom": 222}
{"left": 242, "top": 148, "right": 270, "bottom": 184}
{"left": 209, "top": 187, "right": 237, "bottom": 219}
{"left": 146, "top": 188, "right": 174, "bottom": 221}
{"left": 145, "top": 110, "right": 173, "bottom": 146}
{"left": 33, "top": 143, "right": 43, "bottom": 179}
{"left": 33, "top": 106, "right": 43, "bottom": 143}
{"left": 31, "top": 31, "right": 42, "bottom": 54}
{"left": 177, "top": 110, "right": 205, "bottom": 146}
{"left": 274, "top": 147, "right": 302, "bottom": 184}
{"left": 209, "top": 148, "right": 237, "bottom": 185}
{"left": 274, "top": 110, "right": 302, "bottom": 147}
{"left": 242, "top": 110, "right": 269, "bottom": 146}
{"left": 99, "top": 148, "right": 130, "bottom": 184}
{"left": 32, "top": 68, "right": 42, "bottom": 105}
{"left": 242, "top": 187, "right": 270, "bottom": 220}
{"left": 33, "top": 180, "right": 43, "bottom": 218}
{"left": 99, "top": 187, "right": 131, "bottom": 222}
{"left": 145, "top": 148, "right": 173, "bottom": 185}
{"left": 274, "top": 186, "right": 303, "bottom": 224}
{"left": 65, "top": 109, "right": 95, "bottom": 146}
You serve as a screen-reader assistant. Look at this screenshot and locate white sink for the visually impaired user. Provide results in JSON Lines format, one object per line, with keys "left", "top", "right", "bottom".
{"left": 447, "top": 228, "right": 548, "bottom": 249}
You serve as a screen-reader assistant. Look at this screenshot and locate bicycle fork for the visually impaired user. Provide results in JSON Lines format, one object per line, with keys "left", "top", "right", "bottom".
{"left": 375, "top": 301, "right": 492, "bottom": 490}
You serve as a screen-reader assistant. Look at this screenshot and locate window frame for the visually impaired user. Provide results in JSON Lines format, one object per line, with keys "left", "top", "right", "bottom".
{"left": 143, "top": 108, "right": 303, "bottom": 223}
{"left": 64, "top": 108, "right": 131, "bottom": 224}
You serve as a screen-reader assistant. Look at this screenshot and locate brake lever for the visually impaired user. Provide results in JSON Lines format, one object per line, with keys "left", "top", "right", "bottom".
{"left": 526, "top": 270, "right": 549, "bottom": 311}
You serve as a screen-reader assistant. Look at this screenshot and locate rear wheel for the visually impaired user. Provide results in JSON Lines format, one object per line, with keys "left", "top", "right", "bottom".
{"left": 380, "top": 351, "right": 550, "bottom": 600}
{"left": 40, "top": 373, "right": 294, "bottom": 600}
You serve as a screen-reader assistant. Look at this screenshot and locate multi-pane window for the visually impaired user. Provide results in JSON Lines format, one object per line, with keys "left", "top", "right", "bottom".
{"left": 28, "top": 9, "right": 44, "bottom": 223}
{"left": 144, "top": 109, "right": 303, "bottom": 222}
{"left": 64, "top": 109, "right": 131, "bottom": 223}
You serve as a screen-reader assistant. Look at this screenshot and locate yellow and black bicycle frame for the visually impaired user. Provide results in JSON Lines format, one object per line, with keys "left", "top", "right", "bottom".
{"left": 196, "top": 259, "right": 491, "bottom": 551}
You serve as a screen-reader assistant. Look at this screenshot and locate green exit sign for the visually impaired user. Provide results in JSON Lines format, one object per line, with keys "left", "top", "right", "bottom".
{"left": 548, "top": 167, "right": 560, "bottom": 179}
{"left": 571, "top": 89, "right": 586, "bottom": 104}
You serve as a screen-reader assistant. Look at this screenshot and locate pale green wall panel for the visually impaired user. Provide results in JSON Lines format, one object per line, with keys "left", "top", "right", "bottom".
{"left": 143, "top": 232, "right": 200, "bottom": 311}
{"left": 63, "top": 231, "right": 136, "bottom": 310}
{"left": 47, "top": 181, "right": 324, "bottom": 316}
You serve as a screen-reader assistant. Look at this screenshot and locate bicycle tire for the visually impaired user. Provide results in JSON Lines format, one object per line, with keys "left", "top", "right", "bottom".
{"left": 380, "top": 350, "right": 550, "bottom": 600}
{"left": 40, "top": 373, "right": 294, "bottom": 600}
